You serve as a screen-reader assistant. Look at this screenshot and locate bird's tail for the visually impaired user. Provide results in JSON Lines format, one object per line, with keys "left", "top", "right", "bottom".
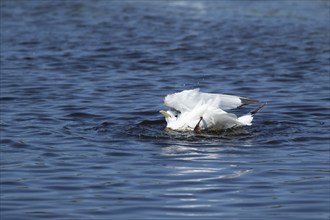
{"left": 237, "top": 103, "right": 266, "bottom": 126}
{"left": 237, "top": 114, "right": 253, "bottom": 126}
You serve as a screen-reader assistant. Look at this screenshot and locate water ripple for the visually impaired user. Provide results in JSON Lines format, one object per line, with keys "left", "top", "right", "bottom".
{"left": 1, "top": 1, "right": 329, "bottom": 220}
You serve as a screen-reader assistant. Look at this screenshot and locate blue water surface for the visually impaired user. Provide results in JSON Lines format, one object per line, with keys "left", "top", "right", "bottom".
{"left": 1, "top": 1, "right": 329, "bottom": 219}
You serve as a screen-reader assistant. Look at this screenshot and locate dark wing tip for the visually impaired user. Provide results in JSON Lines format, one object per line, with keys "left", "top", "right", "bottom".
{"left": 239, "top": 97, "right": 259, "bottom": 105}
{"left": 250, "top": 103, "right": 267, "bottom": 115}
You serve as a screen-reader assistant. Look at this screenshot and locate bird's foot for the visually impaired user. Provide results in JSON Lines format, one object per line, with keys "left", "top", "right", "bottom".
{"left": 194, "top": 116, "right": 203, "bottom": 134}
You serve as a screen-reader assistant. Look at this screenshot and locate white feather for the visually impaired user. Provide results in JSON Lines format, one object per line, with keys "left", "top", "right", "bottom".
{"left": 237, "top": 114, "right": 253, "bottom": 126}
{"left": 161, "top": 89, "right": 262, "bottom": 131}
{"left": 164, "top": 88, "right": 252, "bottom": 112}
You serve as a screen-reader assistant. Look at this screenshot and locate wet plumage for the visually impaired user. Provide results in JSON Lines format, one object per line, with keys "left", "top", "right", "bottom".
{"left": 160, "top": 88, "right": 265, "bottom": 132}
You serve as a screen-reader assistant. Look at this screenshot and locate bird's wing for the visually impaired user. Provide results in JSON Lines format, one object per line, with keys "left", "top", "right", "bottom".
{"left": 164, "top": 88, "right": 258, "bottom": 112}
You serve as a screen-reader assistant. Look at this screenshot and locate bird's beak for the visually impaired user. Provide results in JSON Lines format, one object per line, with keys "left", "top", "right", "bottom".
{"left": 160, "top": 110, "right": 171, "bottom": 118}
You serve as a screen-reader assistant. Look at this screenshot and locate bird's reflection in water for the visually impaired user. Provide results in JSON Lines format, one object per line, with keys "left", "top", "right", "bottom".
{"left": 159, "top": 144, "right": 253, "bottom": 215}
{"left": 160, "top": 144, "right": 253, "bottom": 182}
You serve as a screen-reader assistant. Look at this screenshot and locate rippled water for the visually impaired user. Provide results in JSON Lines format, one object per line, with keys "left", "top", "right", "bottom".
{"left": 1, "top": 1, "right": 329, "bottom": 219}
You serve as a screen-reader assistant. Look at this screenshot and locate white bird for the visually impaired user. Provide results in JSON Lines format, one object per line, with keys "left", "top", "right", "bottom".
{"left": 160, "top": 88, "right": 265, "bottom": 133}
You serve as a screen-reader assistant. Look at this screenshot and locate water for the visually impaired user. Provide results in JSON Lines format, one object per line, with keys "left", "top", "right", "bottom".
{"left": 1, "top": 1, "right": 329, "bottom": 219}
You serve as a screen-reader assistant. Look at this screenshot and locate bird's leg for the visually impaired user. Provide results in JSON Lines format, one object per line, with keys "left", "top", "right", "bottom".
{"left": 194, "top": 116, "right": 203, "bottom": 134}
